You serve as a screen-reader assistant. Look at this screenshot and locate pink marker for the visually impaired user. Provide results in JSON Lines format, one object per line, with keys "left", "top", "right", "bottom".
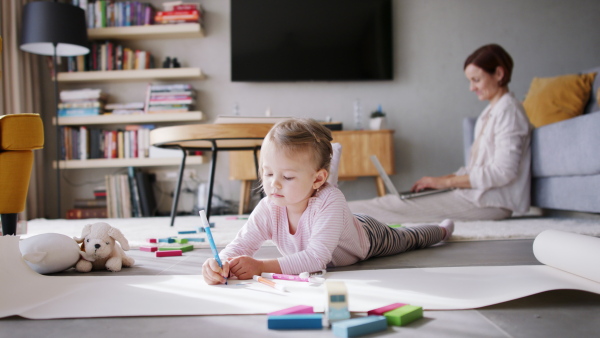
{"left": 261, "top": 272, "right": 325, "bottom": 284}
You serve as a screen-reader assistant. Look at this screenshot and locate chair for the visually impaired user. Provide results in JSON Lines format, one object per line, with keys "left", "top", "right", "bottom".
{"left": 0, "top": 114, "right": 44, "bottom": 235}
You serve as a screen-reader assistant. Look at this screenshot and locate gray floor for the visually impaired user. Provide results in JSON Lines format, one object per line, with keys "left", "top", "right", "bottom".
{"left": 3, "top": 239, "right": 600, "bottom": 338}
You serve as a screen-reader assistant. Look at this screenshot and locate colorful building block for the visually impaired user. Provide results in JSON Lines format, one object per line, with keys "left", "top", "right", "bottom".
{"left": 383, "top": 305, "right": 423, "bottom": 326}
{"left": 332, "top": 316, "right": 388, "bottom": 338}
{"left": 140, "top": 246, "right": 158, "bottom": 252}
{"left": 197, "top": 227, "right": 206, "bottom": 233}
{"left": 268, "top": 305, "right": 314, "bottom": 316}
{"left": 175, "top": 238, "right": 189, "bottom": 244}
{"left": 158, "top": 238, "right": 176, "bottom": 243}
{"left": 326, "top": 281, "right": 350, "bottom": 322}
{"left": 185, "top": 238, "right": 205, "bottom": 242}
{"left": 147, "top": 238, "right": 157, "bottom": 243}
{"left": 178, "top": 230, "right": 197, "bottom": 235}
{"left": 156, "top": 250, "right": 182, "bottom": 257}
{"left": 209, "top": 222, "right": 215, "bottom": 228}
{"left": 267, "top": 314, "right": 323, "bottom": 330}
{"left": 367, "top": 303, "right": 406, "bottom": 316}
{"left": 158, "top": 244, "right": 193, "bottom": 252}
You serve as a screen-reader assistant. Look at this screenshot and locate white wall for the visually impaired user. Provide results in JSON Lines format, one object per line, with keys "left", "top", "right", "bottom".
{"left": 43, "top": 0, "right": 600, "bottom": 218}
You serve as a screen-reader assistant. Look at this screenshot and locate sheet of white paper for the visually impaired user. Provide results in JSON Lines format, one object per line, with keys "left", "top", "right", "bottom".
{"left": 1, "top": 230, "right": 599, "bottom": 319}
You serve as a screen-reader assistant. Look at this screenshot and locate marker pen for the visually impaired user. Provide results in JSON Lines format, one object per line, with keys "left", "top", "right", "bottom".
{"left": 253, "top": 275, "right": 287, "bottom": 292}
{"left": 261, "top": 272, "right": 325, "bottom": 284}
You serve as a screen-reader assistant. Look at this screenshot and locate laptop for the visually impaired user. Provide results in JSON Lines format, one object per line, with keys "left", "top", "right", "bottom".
{"left": 370, "top": 155, "right": 453, "bottom": 200}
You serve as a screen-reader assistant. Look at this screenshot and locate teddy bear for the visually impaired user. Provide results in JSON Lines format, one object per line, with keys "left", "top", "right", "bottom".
{"left": 73, "top": 222, "right": 135, "bottom": 272}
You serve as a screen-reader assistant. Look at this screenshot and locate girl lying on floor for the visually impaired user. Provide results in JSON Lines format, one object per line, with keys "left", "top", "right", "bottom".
{"left": 202, "top": 118, "right": 454, "bottom": 285}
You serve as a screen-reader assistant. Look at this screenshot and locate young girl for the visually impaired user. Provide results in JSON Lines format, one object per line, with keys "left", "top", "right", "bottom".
{"left": 202, "top": 118, "right": 454, "bottom": 285}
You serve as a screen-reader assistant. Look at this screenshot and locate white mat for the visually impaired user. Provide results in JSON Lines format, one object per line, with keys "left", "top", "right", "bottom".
{"left": 22, "top": 215, "right": 600, "bottom": 249}
{"left": 2, "top": 230, "right": 600, "bottom": 319}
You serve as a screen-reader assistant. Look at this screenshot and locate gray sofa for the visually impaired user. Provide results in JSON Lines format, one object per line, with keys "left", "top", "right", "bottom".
{"left": 463, "top": 66, "right": 600, "bottom": 214}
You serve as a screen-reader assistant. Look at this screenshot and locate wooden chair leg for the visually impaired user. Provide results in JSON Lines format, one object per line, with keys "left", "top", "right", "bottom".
{"left": 1, "top": 213, "right": 18, "bottom": 236}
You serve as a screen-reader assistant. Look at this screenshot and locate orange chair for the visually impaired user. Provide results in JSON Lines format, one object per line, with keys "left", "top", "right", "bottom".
{"left": 0, "top": 114, "right": 44, "bottom": 235}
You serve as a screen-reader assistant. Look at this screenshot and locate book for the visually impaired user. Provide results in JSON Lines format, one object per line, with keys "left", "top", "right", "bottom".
{"left": 66, "top": 208, "right": 108, "bottom": 219}
{"left": 58, "top": 107, "right": 102, "bottom": 117}
{"left": 135, "top": 170, "right": 157, "bottom": 217}
{"left": 73, "top": 198, "right": 108, "bottom": 209}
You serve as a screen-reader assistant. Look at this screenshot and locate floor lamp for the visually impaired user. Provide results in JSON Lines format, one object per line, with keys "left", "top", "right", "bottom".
{"left": 20, "top": 1, "right": 89, "bottom": 219}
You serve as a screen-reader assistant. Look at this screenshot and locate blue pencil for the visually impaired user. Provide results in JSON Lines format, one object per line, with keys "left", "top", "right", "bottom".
{"left": 199, "top": 210, "right": 227, "bottom": 285}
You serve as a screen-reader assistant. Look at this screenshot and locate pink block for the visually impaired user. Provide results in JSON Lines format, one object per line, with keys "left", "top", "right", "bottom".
{"left": 140, "top": 246, "right": 158, "bottom": 252}
{"left": 267, "top": 305, "right": 314, "bottom": 316}
{"left": 367, "top": 303, "right": 407, "bottom": 316}
{"left": 148, "top": 238, "right": 157, "bottom": 243}
{"left": 156, "top": 250, "right": 183, "bottom": 257}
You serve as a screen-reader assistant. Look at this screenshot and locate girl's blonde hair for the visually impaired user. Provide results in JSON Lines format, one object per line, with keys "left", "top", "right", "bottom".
{"left": 261, "top": 118, "right": 333, "bottom": 173}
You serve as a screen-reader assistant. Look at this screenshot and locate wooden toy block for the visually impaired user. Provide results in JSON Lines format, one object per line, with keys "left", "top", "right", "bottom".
{"left": 158, "top": 244, "right": 193, "bottom": 252}
{"left": 367, "top": 303, "right": 406, "bottom": 316}
{"left": 180, "top": 244, "right": 193, "bottom": 252}
{"left": 175, "top": 238, "right": 189, "bottom": 244}
{"left": 268, "top": 305, "right": 314, "bottom": 316}
{"left": 158, "top": 238, "right": 176, "bottom": 243}
{"left": 140, "top": 246, "right": 158, "bottom": 252}
{"left": 326, "top": 281, "right": 350, "bottom": 322}
{"left": 185, "top": 238, "right": 205, "bottom": 242}
{"left": 267, "top": 314, "right": 323, "bottom": 330}
{"left": 332, "top": 316, "right": 388, "bottom": 338}
{"left": 197, "top": 227, "right": 206, "bottom": 233}
{"left": 384, "top": 305, "right": 423, "bottom": 326}
{"left": 178, "top": 230, "right": 197, "bottom": 235}
{"left": 147, "top": 238, "right": 157, "bottom": 243}
{"left": 156, "top": 250, "right": 182, "bottom": 257}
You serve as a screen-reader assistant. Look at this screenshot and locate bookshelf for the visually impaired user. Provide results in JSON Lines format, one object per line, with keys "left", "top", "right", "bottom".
{"left": 53, "top": 22, "right": 207, "bottom": 218}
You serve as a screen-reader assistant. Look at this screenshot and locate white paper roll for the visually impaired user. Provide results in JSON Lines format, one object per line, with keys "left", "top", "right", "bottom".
{"left": 533, "top": 229, "right": 600, "bottom": 283}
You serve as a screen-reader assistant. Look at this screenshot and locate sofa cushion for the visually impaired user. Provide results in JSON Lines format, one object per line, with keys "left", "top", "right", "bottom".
{"left": 531, "top": 111, "right": 600, "bottom": 178}
{"left": 0, "top": 114, "right": 44, "bottom": 151}
{"left": 523, "top": 72, "right": 596, "bottom": 128}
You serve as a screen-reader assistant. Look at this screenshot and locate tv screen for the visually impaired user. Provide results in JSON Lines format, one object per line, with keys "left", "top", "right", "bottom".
{"left": 231, "top": 0, "right": 393, "bottom": 82}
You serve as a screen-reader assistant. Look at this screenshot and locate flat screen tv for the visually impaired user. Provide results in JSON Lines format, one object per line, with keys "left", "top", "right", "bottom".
{"left": 231, "top": 0, "right": 393, "bottom": 82}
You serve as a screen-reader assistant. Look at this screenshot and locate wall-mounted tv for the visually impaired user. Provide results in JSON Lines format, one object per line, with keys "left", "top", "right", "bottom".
{"left": 231, "top": 0, "right": 393, "bottom": 82}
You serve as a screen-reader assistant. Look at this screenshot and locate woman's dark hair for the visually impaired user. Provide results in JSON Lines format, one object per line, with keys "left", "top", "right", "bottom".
{"left": 464, "top": 44, "right": 514, "bottom": 87}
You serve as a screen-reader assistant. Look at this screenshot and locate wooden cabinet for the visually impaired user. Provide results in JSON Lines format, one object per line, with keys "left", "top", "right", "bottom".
{"left": 230, "top": 129, "right": 395, "bottom": 213}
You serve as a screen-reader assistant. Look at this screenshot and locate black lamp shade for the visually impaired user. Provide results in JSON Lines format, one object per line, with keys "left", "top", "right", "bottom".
{"left": 20, "top": 1, "right": 89, "bottom": 57}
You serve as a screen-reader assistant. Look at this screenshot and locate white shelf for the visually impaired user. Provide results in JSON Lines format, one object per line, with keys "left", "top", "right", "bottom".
{"left": 88, "top": 23, "right": 204, "bottom": 40}
{"left": 54, "top": 155, "right": 204, "bottom": 169}
{"left": 57, "top": 68, "right": 204, "bottom": 83}
{"left": 53, "top": 112, "right": 203, "bottom": 126}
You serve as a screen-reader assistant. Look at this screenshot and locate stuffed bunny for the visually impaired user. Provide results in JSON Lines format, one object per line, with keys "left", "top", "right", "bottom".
{"left": 74, "top": 222, "right": 134, "bottom": 272}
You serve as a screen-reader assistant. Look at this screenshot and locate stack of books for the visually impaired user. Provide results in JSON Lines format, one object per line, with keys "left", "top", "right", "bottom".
{"left": 145, "top": 83, "right": 195, "bottom": 114}
{"left": 155, "top": 2, "right": 201, "bottom": 24}
{"left": 66, "top": 186, "right": 108, "bottom": 219}
{"left": 105, "top": 102, "right": 145, "bottom": 115}
{"left": 58, "top": 89, "right": 106, "bottom": 117}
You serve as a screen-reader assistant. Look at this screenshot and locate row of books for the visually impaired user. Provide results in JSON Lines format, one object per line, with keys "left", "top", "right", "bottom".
{"left": 77, "top": 1, "right": 156, "bottom": 28}
{"left": 105, "top": 168, "right": 157, "bottom": 218}
{"left": 67, "top": 42, "right": 153, "bottom": 72}
{"left": 66, "top": 186, "right": 108, "bottom": 219}
{"left": 60, "top": 125, "right": 155, "bottom": 160}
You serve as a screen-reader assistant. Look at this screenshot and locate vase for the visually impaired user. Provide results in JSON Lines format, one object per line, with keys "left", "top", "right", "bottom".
{"left": 369, "top": 117, "right": 386, "bottom": 130}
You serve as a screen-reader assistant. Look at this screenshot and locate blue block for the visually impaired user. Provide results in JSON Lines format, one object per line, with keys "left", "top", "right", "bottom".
{"left": 178, "top": 230, "right": 197, "bottom": 234}
{"left": 332, "top": 316, "right": 388, "bottom": 338}
{"left": 158, "top": 238, "right": 176, "bottom": 243}
{"left": 197, "top": 227, "right": 206, "bottom": 233}
{"left": 268, "top": 314, "right": 323, "bottom": 330}
{"left": 185, "top": 238, "right": 205, "bottom": 242}
{"left": 209, "top": 222, "right": 215, "bottom": 228}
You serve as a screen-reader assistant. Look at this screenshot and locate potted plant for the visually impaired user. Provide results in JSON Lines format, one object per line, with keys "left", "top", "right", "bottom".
{"left": 369, "top": 105, "right": 387, "bottom": 130}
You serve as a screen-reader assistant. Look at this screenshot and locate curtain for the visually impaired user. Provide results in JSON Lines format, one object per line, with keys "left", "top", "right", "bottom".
{"left": 1, "top": 0, "right": 46, "bottom": 219}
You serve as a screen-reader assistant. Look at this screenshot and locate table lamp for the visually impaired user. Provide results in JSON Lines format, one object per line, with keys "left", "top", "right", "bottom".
{"left": 20, "top": 1, "right": 89, "bottom": 218}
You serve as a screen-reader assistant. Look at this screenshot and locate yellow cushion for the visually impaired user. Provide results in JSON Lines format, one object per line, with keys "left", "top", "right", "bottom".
{"left": 0, "top": 151, "right": 34, "bottom": 213}
{"left": 523, "top": 72, "right": 596, "bottom": 128}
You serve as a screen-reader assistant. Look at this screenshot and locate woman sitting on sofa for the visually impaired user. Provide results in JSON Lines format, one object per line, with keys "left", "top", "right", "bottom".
{"left": 349, "top": 44, "right": 532, "bottom": 223}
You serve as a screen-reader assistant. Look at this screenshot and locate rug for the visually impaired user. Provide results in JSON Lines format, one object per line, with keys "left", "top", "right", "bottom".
{"left": 21, "top": 215, "right": 600, "bottom": 250}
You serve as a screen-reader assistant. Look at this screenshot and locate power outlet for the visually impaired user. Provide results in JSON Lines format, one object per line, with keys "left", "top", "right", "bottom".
{"left": 153, "top": 169, "right": 197, "bottom": 182}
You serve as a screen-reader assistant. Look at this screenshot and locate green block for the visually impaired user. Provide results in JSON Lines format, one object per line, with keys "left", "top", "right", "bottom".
{"left": 388, "top": 224, "right": 404, "bottom": 228}
{"left": 175, "top": 238, "right": 189, "bottom": 244}
{"left": 180, "top": 244, "right": 194, "bottom": 252}
{"left": 384, "top": 305, "right": 423, "bottom": 326}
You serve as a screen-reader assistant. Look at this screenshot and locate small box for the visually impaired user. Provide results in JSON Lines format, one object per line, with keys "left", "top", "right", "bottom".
{"left": 384, "top": 305, "right": 423, "bottom": 326}
{"left": 156, "top": 250, "right": 183, "bottom": 257}
{"left": 332, "top": 316, "right": 388, "bottom": 338}
{"left": 267, "top": 314, "right": 323, "bottom": 330}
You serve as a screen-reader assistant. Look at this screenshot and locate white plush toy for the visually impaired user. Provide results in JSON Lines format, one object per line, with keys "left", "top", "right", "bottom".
{"left": 74, "top": 222, "right": 135, "bottom": 272}
{"left": 19, "top": 233, "right": 83, "bottom": 274}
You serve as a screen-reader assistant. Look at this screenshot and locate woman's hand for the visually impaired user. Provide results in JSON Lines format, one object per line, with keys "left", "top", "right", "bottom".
{"left": 228, "top": 255, "right": 265, "bottom": 280}
{"left": 202, "top": 258, "right": 230, "bottom": 285}
{"left": 412, "top": 176, "right": 452, "bottom": 192}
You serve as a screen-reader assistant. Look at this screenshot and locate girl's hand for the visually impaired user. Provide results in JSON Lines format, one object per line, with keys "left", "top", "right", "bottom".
{"left": 202, "top": 258, "right": 230, "bottom": 285}
{"left": 228, "top": 255, "right": 264, "bottom": 280}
